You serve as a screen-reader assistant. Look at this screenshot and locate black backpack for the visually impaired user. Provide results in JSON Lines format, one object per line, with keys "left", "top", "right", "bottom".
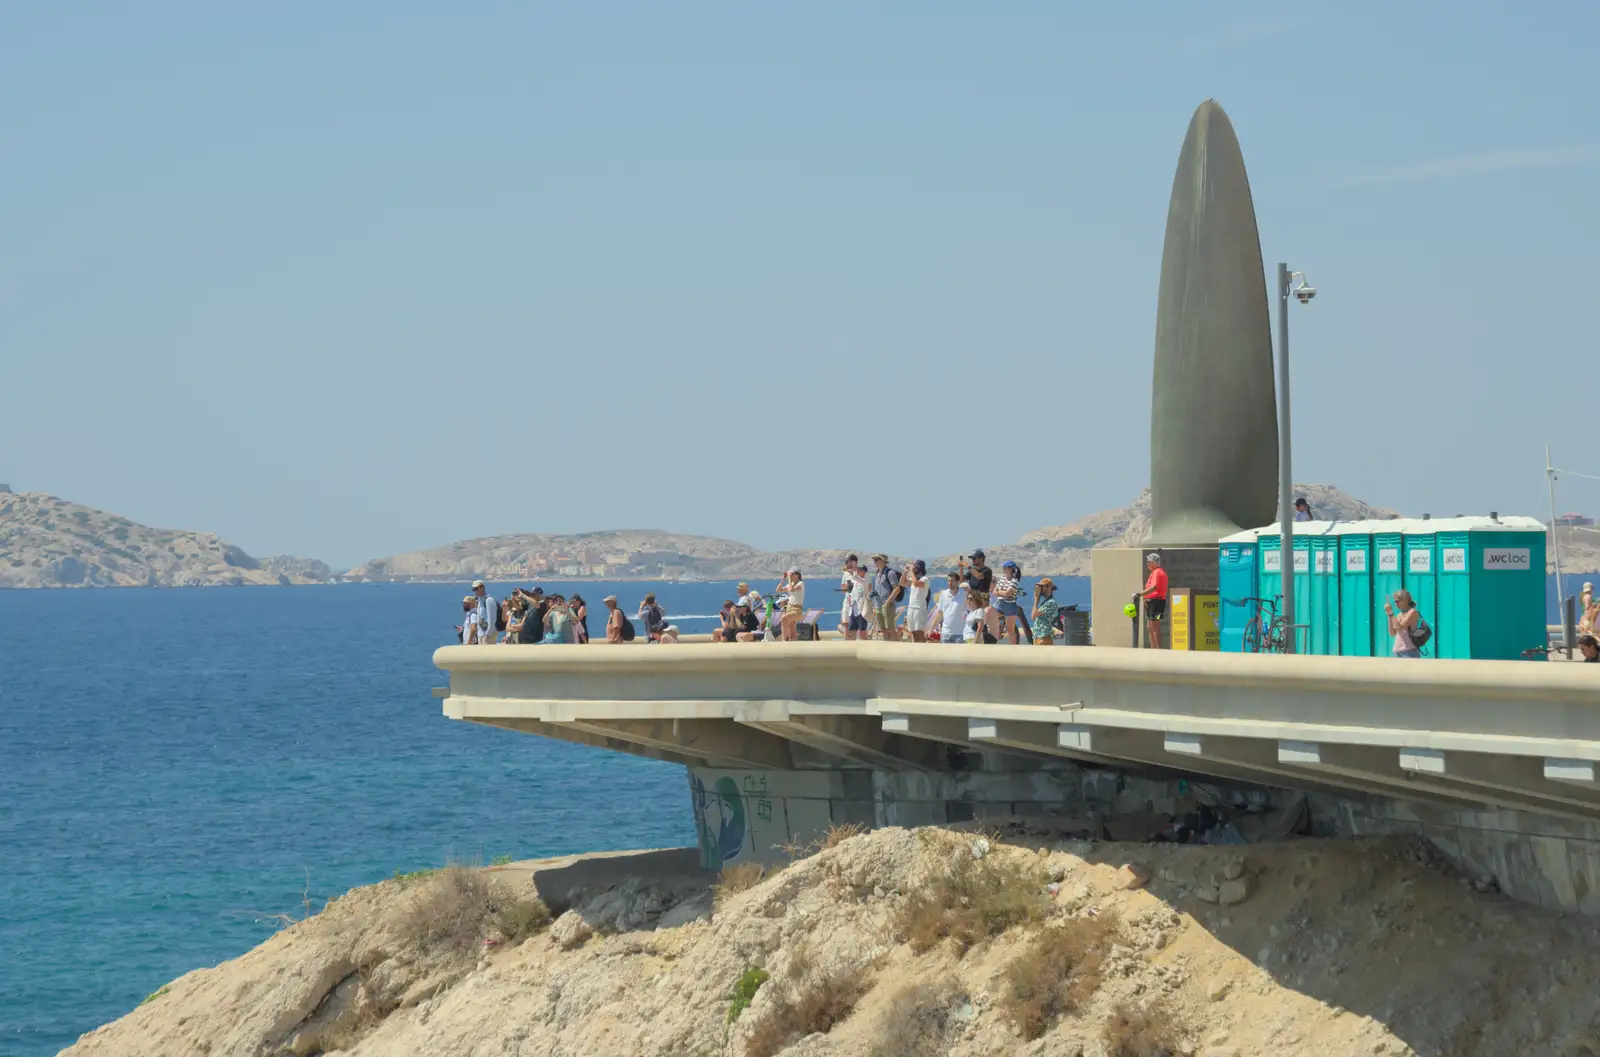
{"left": 620, "top": 616, "right": 637, "bottom": 642}
{"left": 1410, "top": 616, "right": 1432, "bottom": 649}
{"left": 495, "top": 605, "right": 508, "bottom": 633}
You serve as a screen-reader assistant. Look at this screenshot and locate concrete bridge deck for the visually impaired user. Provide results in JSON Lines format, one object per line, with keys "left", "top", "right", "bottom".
{"left": 434, "top": 642, "right": 1600, "bottom": 823}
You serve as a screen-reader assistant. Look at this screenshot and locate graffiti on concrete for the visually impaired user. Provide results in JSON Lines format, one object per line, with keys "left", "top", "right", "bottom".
{"left": 691, "top": 774, "right": 747, "bottom": 869}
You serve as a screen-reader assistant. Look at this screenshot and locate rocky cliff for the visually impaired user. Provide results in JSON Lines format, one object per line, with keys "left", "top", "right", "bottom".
{"left": 62, "top": 827, "right": 1600, "bottom": 1057}
{"left": 0, "top": 492, "right": 333, "bottom": 588}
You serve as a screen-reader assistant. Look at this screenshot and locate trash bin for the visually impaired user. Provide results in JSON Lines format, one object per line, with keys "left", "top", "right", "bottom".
{"left": 1058, "top": 607, "right": 1091, "bottom": 646}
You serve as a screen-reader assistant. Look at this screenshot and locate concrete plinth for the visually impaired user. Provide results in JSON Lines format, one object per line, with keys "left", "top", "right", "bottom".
{"left": 1091, "top": 545, "right": 1219, "bottom": 647}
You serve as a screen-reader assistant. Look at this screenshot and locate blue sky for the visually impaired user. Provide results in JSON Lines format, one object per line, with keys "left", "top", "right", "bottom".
{"left": 3, "top": 3, "right": 1597, "bottom": 567}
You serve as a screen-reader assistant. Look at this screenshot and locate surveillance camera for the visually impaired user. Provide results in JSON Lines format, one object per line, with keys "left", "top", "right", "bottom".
{"left": 1293, "top": 284, "right": 1317, "bottom": 304}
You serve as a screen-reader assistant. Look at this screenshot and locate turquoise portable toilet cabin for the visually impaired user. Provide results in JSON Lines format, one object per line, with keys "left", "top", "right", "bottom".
{"left": 1433, "top": 515, "right": 1547, "bottom": 659}
{"left": 1290, "top": 532, "right": 1313, "bottom": 653}
{"left": 1258, "top": 533, "right": 1283, "bottom": 630}
{"left": 1336, "top": 522, "right": 1376, "bottom": 657}
{"left": 1307, "top": 528, "right": 1340, "bottom": 655}
{"left": 1239, "top": 523, "right": 1337, "bottom": 654}
{"left": 1403, "top": 522, "right": 1439, "bottom": 658}
{"left": 1217, "top": 527, "right": 1262, "bottom": 653}
{"left": 1371, "top": 526, "right": 1405, "bottom": 654}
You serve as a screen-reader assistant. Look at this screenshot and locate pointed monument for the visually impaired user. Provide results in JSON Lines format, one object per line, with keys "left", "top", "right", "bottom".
{"left": 1148, "top": 100, "right": 1277, "bottom": 544}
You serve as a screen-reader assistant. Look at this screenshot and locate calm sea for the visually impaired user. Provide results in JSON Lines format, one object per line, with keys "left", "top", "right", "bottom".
{"left": 0, "top": 576, "right": 1088, "bottom": 1057}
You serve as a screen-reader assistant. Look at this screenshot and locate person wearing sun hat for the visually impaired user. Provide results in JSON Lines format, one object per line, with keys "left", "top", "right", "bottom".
{"left": 1031, "top": 577, "right": 1060, "bottom": 646}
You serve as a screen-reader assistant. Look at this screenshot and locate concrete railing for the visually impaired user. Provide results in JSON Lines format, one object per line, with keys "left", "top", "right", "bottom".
{"left": 434, "top": 641, "right": 1600, "bottom": 820}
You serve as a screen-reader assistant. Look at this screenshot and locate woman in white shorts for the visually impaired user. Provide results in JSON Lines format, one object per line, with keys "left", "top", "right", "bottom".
{"left": 902, "top": 560, "right": 932, "bottom": 642}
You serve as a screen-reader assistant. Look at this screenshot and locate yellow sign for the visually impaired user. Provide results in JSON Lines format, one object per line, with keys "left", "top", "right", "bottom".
{"left": 1170, "top": 590, "right": 1221, "bottom": 651}
{"left": 1195, "top": 593, "right": 1221, "bottom": 651}
{"left": 1170, "top": 591, "right": 1192, "bottom": 650}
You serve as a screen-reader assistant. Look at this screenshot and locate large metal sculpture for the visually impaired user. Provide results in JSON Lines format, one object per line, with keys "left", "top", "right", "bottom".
{"left": 1148, "top": 100, "right": 1278, "bottom": 544}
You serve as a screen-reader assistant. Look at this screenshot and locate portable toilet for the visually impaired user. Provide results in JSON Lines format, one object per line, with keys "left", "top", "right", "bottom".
{"left": 1337, "top": 523, "right": 1375, "bottom": 657}
{"left": 1371, "top": 526, "right": 1405, "bottom": 654}
{"left": 1434, "top": 515, "right": 1548, "bottom": 659}
{"left": 1217, "top": 528, "right": 1260, "bottom": 653}
{"left": 1308, "top": 530, "right": 1340, "bottom": 654}
{"left": 1258, "top": 533, "right": 1283, "bottom": 632}
{"left": 1403, "top": 523, "right": 1439, "bottom": 658}
{"left": 1290, "top": 533, "right": 1313, "bottom": 652}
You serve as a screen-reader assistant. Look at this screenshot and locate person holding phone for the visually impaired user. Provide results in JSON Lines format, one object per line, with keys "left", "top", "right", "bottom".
{"left": 902, "top": 560, "right": 931, "bottom": 642}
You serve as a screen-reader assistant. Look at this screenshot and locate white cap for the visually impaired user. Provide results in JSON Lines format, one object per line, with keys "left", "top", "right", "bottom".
{"left": 472, "top": 580, "right": 486, "bottom": 589}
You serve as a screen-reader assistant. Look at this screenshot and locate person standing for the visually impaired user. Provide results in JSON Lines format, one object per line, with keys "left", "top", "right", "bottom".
{"left": 964, "top": 590, "right": 995, "bottom": 644}
{"left": 992, "top": 560, "right": 1023, "bottom": 644}
{"left": 1135, "top": 554, "right": 1168, "bottom": 649}
{"left": 1385, "top": 589, "right": 1423, "bottom": 658}
{"left": 1580, "top": 634, "right": 1599, "bottom": 663}
{"left": 637, "top": 593, "right": 666, "bottom": 642}
{"left": 777, "top": 568, "right": 805, "bottom": 641}
{"left": 470, "top": 580, "right": 497, "bottom": 645}
{"left": 569, "top": 594, "right": 590, "bottom": 644}
{"left": 836, "top": 556, "right": 859, "bottom": 635}
{"left": 514, "top": 587, "right": 548, "bottom": 644}
{"left": 961, "top": 550, "right": 994, "bottom": 595}
{"left": 1031, "top": 578, "right": 1060, "bottom": 646}
{"left": 457, "top": 594, "right": 479, "bottom": 644}
{"left": 1293, "top": 497, "right": 1314, "bottom": 522}
{"left": 870, "top": 554, "right": 903, "bottom": 642}
{"left": 933, "top": 571, "right": 969, "bottom": 644}
{"left": 603, "top": 595, "right": 626, "bottom": 643}
{"left": 840, "top": 563, "right": 868, "bottom": 640}
{"left": 902, "top": 560, "right": 932, "bottom": 642}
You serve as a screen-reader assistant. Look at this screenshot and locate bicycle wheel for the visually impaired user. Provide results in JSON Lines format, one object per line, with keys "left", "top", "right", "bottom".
{"left": 1242, "top": 617, "right": 1263, "bottom": 654}
{"left": 1267, "top": 616, "right": 1292, "bottom": 653}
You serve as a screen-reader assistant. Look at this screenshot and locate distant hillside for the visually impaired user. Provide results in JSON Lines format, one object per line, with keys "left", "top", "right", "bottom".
{"left": 0, "top": 492, "right": 333, "bottom": 588}
{"left": 344, "top": 530, "right": 762, "bottom": 582}
{"left": 921, "top": 484, "right": 1402, "bottom": 577}
{"left": 345, "top": 486, "right": 1423, "bottom": 583}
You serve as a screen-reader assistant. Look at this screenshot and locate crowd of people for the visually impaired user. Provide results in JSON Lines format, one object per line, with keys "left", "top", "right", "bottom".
{"left": 454, "top": 549, "right": 1081, "bottom": 646}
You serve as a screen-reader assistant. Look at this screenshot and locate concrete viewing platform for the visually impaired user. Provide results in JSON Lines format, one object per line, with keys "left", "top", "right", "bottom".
{"left": 435, "top": 642, "right": 1600, "bottom": 914}
{"left": 435, "top": 642, "right": 1600, "bottom": 822}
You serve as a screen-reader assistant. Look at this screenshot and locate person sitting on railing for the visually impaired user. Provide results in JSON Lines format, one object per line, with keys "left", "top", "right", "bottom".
{"left": 710, "top": 599, "right": 737, "bottom": 643}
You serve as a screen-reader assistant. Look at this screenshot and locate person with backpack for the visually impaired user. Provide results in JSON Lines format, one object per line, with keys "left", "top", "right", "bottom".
{"left": 604, "top": 595, "right": 629, "bottom": 643}
{"left": 470, "top": 580, "right": 497, "bottom": 645}
{"left": 636, "top": 593, "right": 666, "bottom": 642}
{"left": 870, "top": 554, "right": 903, "bottom": 642}
{"left": 1385, "top": 589, "right": 1428, "bottom": 658}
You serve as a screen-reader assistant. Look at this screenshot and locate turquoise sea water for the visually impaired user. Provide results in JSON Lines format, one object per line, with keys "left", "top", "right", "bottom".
{"left": 1, "top": 576, "right": 1087, "bottom": 1057}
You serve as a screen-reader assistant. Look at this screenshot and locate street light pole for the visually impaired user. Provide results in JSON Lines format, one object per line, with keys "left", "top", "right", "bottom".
{"left": 1276, "top": 262, "right": 1296, "bottom": 654}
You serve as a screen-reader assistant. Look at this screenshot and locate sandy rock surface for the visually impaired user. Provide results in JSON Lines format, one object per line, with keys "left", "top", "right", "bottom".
{"left": 64, "top": 830, "right": 1600, "bottom": 1057}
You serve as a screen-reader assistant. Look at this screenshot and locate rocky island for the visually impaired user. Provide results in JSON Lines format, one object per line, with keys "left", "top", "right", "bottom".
{"left": 0, "top": 491, "right": 333, "bottom": 588}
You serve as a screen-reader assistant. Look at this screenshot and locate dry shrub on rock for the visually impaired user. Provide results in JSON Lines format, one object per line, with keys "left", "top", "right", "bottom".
{"left": 1002, "top": 913, "right": 1120, "bottom": 1040}
{"left": 864, "top": 974, "right": 968, "bottom": 1057}
{"left": 897, "top": 846, "right": 1048, "bottom": 953}
{"left": 715, "top": 862, "right": 766, "bottom": 906}
{"left": 743, "top": 957, "right": 875, "bottom": 1057}
{"left": 394, "top": 865, "right": 549, "bottom": 960}
{"left": 1102, "top": 998, "right": 1186, "bottom": 1057}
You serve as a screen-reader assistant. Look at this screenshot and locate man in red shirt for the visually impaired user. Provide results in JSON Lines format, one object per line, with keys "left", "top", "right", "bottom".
{"left": 1137, "top": 553, "right": 1169, "bottom": 649}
